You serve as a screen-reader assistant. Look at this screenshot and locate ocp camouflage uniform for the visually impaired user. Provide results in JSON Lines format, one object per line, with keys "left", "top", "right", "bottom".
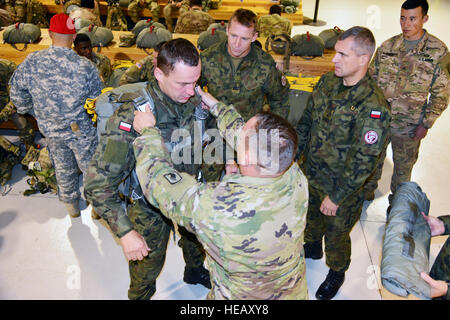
{"left": 119, "top": 54, "right": 154, "bottom": 86}
{"left": 128, "top": 0, "right": 160, "bottom": 23}
{"left": 368, "top": 30, "right": 449, "bottom": 195}
{"left": 105, "top": 4, "right": 128, "bottom": 31}
{"left": 91, "top": 51, "right": 112, "bottom": 85}
{"left": 174, "top": 8, "right": 214, "bottom": 34}
{"left": 9, "top": 46, "right": 102, "bottom": 204}
{"left": 163, "top": 0, "right": 189, "bottom": 32}
{"left": 429, "top": 215, "right": 450, "bottom": 300}
{"left": 84, "top": 77, "right": 216, "bottom": 299}
{"left": 4, "top": 0, "right": 25, "bottom": 22}
{"left": 296, "top": 72, "right": 391, "bottom": 272}
{"left": 133, "top": 101, "right": 309, "bottom": 300}
{"left": 200, "top": 40, "right": 290, "bottom": 121}
{"left": 256, "top": 13, "right": 292, "bottom": 37}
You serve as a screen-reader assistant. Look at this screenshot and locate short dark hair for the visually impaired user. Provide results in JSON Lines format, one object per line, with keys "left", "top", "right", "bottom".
{"left": 80, "top": 0, "right": 94, "bottom": 9}
{"left": 269, "top": 4, "right": 282, "bottom": 15}
{"left": 229, "top": 8, "right": 257, "bottom": 31}
{"left": 73, "top": 33, "right": 91, "bottom": 46}
{"left": 154, "top": 40, "right": 166, "bottom": 53}
{"left": 249, "top": 112, "right": 298, "bottom": 175}
{"left": 338, "top": 26, "right": 376, "bottom": 57}
{"left": 189, "top": 0, "right": 202, "bottom": 7}
{"left": 157, "top": 38, "right": 200, "bottom": 75}
{"left": 402, "top": 0, "right": 429, "bottom": 16}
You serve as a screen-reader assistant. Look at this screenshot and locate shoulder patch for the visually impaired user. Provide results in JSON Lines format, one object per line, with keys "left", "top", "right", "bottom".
{"left": 119, "top": 121, "right": 132, "bottom": 132}
{"left": 364, "top": 130, "right": 379, "bottom": 144}
{"left": 164, "top": 172, "right": 182, "bottom": 184}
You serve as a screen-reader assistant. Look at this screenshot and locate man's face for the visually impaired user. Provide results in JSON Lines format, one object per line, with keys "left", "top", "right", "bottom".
{"left": 155, "top": 61, "right": 201, "bottom": 103}
{"left": 74, "top": 41, "right": 93, "bottom": 60}
{"left": 226, "top": 19, "right": 258, "bottom": 58}
{"left": 332, "top": 37, "right": 364, "bottom": 84}
{"left": 400, "top": 7, "right": 428, "bottom": 41}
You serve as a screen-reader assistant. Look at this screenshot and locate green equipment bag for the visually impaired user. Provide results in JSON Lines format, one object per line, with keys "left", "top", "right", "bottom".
{"left": 136, "top": 25, "right": 172, "bottom": 49}
{"left": 132, "top": 18, "right": 166, "bottom": 37}
{"left": 285, "top": 73, "right": 320, "bottom": 126}
{"left": 2, "top": 22, "right": 41, "bottom": 51}
{"left": 319, "top": 26, "right": 344, "bottom": 49}
{"left": 21, "top": 146, "right": 58, "bottom": 195}
{"left": 197, "top": 27, "right": 226, "bottom": 50}
{"left": 78, "top": 24, "right": 113, "bottom": 47}
{"left": 291, "top": 31, "right": 324, "bottom": 58}
{"left": 206, "top": 20, "right": 227, "bottom": 32}
{"left": 381, "top": 181, "right": 432, "bottom": 300}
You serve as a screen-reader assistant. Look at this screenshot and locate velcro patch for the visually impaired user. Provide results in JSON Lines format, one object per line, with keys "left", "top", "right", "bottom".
{"left": 364, "top": 130, "right": 378, "bottom": 144}
{"left": 370, "top": 110, "right": 381, "bottom": 119}
{"left": 164, "top": 172, "right": 182, "bottom": 184}
{"left": 119, "top": 121, "right": 132, "bottom": 132}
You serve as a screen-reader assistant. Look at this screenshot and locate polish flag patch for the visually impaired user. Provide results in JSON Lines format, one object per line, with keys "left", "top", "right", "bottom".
{"left": 119, "top": 121, "right": 132, "bottom": 132}
{"left": 370, "top": 110, "right": 381, "bottom": 119}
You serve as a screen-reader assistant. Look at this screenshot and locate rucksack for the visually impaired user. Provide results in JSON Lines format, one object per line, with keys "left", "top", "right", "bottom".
{"left": 136, "top": 25, "right": 172, "bottom": 50}
{"left": 78, "top": 24, "right": 113, "bottom": 48}
{"left": 2, "top": 22, "right": 41, "bottom": 51}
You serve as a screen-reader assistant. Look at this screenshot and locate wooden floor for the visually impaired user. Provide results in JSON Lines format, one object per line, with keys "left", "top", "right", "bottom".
{"left": 39, "top": 0, "right": 303, "bottom": 25}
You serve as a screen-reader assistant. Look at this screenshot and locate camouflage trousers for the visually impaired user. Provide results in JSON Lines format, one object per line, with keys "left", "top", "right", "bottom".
{"left": 364, "top": 134, "right": 421, "bottom": 198}
{"left": 127, "top": 199, "right": 206, "bottom": 300}
{"left": 304, "top": 186, "right": 364, "bottom": 272}
{"left": 46, "top": 134, "right": 97, "bottom": 203}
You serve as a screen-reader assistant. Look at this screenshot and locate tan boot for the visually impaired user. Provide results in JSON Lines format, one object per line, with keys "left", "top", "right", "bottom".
{"left": 65, "top": 201, "right": 80, "bottom": 218}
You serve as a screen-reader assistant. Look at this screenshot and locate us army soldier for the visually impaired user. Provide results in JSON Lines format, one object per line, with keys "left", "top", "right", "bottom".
{"left": 256, "top": 4, "right": 292, "bottom": 37}
{"left": 366, "top": 0, "right": 449, "bottom": 203}
{"left": 174, "top": 0, "right": 214, "bottom": 34}
{"left": 9, "top": 14, "right": 102, "bottom": 218}
{"left": 297, "top": 27, "right": 391, "bottom": 300}
{"left": 132, "top": 86, "right": 309, "bottom": 300}
{"left": 163, "top": 0, "right": 189, "bottom": 32}
{"left": 84, "top": 39, "right": 214, "bottom": 300}
{"left": 128, "top": 0, "right": 160, "bottom": 24}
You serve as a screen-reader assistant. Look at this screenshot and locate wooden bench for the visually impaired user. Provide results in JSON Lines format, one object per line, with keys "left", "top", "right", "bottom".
{"left": 0, "top": 29, "right": 333, "bottom": 130}
{"left": 38, "top": 0, "right": 303, "bottom": 24}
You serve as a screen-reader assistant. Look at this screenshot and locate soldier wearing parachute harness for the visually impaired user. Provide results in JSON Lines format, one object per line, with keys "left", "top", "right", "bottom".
{"left": 84, "top": 39, "right": 216, "bottom": 300}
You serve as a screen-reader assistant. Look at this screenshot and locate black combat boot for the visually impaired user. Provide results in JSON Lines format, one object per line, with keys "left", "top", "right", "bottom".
{"left": 315, "top": 269, "right": 345, "bottom": 300}
{"left": 184, "top": 266, "right": 212, "bottom": 289}
{"left": 303, "top": 240, "right": 323, "bottom": 259}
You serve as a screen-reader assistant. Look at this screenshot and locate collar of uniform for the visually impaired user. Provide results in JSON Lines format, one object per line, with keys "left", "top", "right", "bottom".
{"left": 222, "top": 162, "right": 298, "bottom": 185}
{"left": 396, "top": 29, "right": 429, "bottom": 53}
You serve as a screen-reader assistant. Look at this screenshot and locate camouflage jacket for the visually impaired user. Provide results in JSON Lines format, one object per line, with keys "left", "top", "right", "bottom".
{"left": 370, "top": 30, "right": 449, "bottom": 136}
{"left": 92, "top": 52, "right": 112, "bottom": 85}
{"left": 297, "top": 72, "right": 391, "bottom": 205}
{"left": 0, "top": 58, "right": 16, "bottom": 108}
{"left": 119, "top": 55, "right": 154, "bottom": 86}
{"left": 200, "top": 40, "right": 290, "bottom": 121}
{"left": 9, "top": 46, "right": 102, "bottom": 139}
{"left": 256, "top": 13, "right": 292, "bottom": 37}
{"left": 174, "top": 8, "right": 214, "bottom": 34}
{"left": 84, "top": 77, "right": 216, "bottom": 238}
{"left": 133, "top": 101, "right": 309, "bottom": 300}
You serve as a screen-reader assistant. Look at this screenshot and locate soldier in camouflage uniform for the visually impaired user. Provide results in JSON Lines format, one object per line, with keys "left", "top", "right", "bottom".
{"left": 128, "top": 0, "right": 160, "bottom": 24}
{"left": 200, "top": 9, "right": 290, "bottom": 122}
{"left": 132, "top": 85, "right": 309, "bottom": 299}
{"left": 366, "top": 0, "right": 449, "bottom": 203}
{"left": 174, "top": 0, "right": 214, "bottom": 34}
{"left": 163, "top": 0, "right": 189, "bottom": 32}
{"left": 84, "top": 39, "right": 213, "bottom": 300}
{"left": 4, "top": 0, "right": 25, "bottom": 23}
{"left": 9, "top": 13, "right": 102, "bottom": 218}
{"left": 118, "top": 40, "right": 165, "bottom": 86}
{"left": 105, "top": 1, "right": 128, "bottom": 31}
{"left": 0, "top": 58, "right": 35, "bottom": 186}
{"left": 296, "top": 27, "right": 391, "bottom": 300}
{"left": 421, "top": 214, "right": 450, "bottom": 300}
{"left": 74, "top": 33, "right": 112, "bottom": 85}
{"left": 256, "top": 4, "right": 292, "bottom": 38}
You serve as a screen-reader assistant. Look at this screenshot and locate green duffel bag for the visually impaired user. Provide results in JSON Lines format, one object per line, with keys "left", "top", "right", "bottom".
{"left": 132, "top": 18, "right": 166, "bottom": 37}
{"left": 291, "top": 31, "right": 324, "bottom": 58}
{"left": 2, "top": 22, "right": 41, "bottom": 51}
{"left": 136, "top": 25, "right": 172, "bottom": 49}
{"left": 319, "top": 26, "right": 344, "bottom": 49}
{"left": 197, "top": 28, "right": 226, "bottom": 50}
{"left": 78, "top": 24, "right": 113, "bottom": 47}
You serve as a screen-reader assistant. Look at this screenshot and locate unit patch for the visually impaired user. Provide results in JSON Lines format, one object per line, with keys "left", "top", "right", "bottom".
{"left": 364, "top": 130, "right": 378, "bottom": 144}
